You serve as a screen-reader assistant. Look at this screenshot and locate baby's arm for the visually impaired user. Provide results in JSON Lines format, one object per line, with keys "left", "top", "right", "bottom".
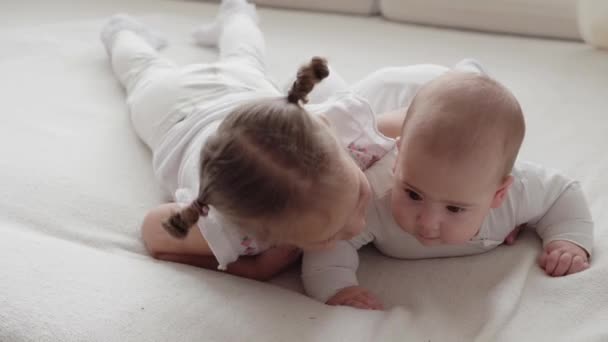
{"left": 141, "top": 203, "right": 301, "bottom": 281}
{"left": 302, "top": 234, "right": 382, "bottom": 310}
{"left": 519, "top": 163, "right": 594, "bottom": 276}
{"left": 533, "top": 181, "right": 593, "bottom": 276}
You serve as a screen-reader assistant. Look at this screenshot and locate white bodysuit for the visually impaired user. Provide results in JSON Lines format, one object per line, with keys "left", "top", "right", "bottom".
{"left": 302, "top": 146, "right": 595, "bottom": 302}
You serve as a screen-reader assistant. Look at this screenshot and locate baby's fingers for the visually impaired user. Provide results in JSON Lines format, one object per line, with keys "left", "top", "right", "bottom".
{"left": 538, "top": 250, "right": 548, "bottom": 268}
{"left": 566, "top": 255, "right": 590, "bottom": 275}
{"left": 542, "top": 249, "right": 562, "bottom": 275}
{"left": 551, "top": 253, "right": 573, "bottom": 277}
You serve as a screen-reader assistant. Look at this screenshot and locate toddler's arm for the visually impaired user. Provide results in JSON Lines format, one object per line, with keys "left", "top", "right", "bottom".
{"left": 141, "top": 203, "right": 300, "bottom": 281}
{"left": 158, "top": 246, "right": 301, "bottom": 281}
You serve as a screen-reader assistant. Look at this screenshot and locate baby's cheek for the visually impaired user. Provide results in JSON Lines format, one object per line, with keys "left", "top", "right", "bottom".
{"left": 441, "top": 224, "right": 477, "bottom": 244}
{"left": 390, "top": 198, "right": 412, "bottom": 233}
{"left": 392, "top": 208, "right": 414, "bottom": 233}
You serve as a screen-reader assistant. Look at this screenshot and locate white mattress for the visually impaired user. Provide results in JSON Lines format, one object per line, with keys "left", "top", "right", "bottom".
{"left": 1, "top": 1, "right": 607, "bottom": 341}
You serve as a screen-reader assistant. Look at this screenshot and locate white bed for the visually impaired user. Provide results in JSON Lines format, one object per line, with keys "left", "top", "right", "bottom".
{"left": 1, "top": 1, "right": 607, "bottom": 341}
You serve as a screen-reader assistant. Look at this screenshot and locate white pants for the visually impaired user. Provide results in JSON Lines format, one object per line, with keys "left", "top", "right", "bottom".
{"left": 109, "top": 13, "right": 279, "bottom": 152}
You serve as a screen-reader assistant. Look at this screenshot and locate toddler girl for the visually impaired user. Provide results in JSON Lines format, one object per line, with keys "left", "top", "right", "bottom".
{"left": 101, "top": 1, "right": 383, "bottom": 279}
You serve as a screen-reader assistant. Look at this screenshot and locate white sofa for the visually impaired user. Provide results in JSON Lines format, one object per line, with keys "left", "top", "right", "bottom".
{"left": 254, "top": 0, "right": 608, "bottom": 46}
{"left": 1, "top": 1, "right": 607, "bottom": 341}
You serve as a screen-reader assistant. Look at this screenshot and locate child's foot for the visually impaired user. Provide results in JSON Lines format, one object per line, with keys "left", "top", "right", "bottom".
{"left": 100, "top": 14, "right": 168, "bottom": 54}
{"left": 192, "top": 0, "right": 258, "bottom": 47}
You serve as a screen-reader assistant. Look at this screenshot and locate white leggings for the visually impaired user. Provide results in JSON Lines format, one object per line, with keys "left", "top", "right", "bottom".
{"left": 109, "top": 12, "right": 279, "bottom": 152}
{"left": 109, "top": 12, "right": 471, "bottom": 167}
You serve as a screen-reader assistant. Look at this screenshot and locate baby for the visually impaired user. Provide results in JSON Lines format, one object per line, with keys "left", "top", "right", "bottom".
{"left": 303, "top": 71, "right": 594, "bottom": 310}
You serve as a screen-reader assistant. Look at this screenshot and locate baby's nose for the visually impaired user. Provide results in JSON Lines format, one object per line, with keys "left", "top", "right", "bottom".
{"left": 416, "top": 211, "right": 439, "bottom": 232}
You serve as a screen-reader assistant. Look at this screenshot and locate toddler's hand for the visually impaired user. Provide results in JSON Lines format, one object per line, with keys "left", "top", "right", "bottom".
{"left": 326, "top": 286, "right": 383, "bottom": 310}
{"left": 539, "top": 240, "right": 590, "bottom": 276}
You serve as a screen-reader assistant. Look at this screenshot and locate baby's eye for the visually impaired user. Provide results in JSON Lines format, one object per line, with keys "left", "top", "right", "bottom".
{"left": 405, "top": 189, "right": 422, "bottom": 201}
{"left": 446, "top": 206, "right": 465, "bottom": 213}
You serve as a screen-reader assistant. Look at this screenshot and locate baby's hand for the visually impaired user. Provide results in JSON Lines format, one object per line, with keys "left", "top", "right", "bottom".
{"left": 539, "top": 240, "right": 590, "bottom": 276}
{"left": 326, "top": 286, "right": 383, "bottom": 310}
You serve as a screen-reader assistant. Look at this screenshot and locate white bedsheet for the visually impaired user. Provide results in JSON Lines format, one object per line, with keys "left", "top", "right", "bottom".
{"left": 1, "top": 1, "right": 607, "bottom": 341}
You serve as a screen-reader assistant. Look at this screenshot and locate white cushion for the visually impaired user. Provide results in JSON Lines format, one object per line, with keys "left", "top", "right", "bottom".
{"left": 252, "top": 0, "right": 379, "bottom": 15}
{"left": 379, "top": 0, "right": 580, "bottom": 40}
{"left": 578, "top": 0, "right": 608, "bottom": 49}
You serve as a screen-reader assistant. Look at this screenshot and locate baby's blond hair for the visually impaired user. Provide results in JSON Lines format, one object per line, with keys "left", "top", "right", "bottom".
{"left": 402, "top": 72, "right": 525, "bottom": 182}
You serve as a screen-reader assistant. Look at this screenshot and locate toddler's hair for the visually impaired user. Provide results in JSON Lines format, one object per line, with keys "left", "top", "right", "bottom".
{"left": 163, "top": 57, "right": 340, "bottom": 240}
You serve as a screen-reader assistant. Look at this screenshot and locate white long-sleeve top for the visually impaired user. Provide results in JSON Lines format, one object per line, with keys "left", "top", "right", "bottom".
{"left": 302, "top": 147, "right": 595, "bottom": 302}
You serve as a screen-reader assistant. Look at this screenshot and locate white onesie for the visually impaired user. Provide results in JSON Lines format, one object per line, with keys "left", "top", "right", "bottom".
{"left": 298, "top": 59, "right": 592, "bottom": 302}
{"left": 302, "top": 148, "right": 594, "bottom": 302}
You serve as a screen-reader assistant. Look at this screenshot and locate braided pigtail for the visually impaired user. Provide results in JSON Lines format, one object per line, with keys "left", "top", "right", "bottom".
{"left": 287, "top": 56, "right": 329, "bottom": 105}
{"left": 162, "top": 199, "right": 209, "bottom": 239}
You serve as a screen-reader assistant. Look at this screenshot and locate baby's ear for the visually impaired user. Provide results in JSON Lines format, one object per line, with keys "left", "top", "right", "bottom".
{"left": 491, "top": 176, "right": 514, "bottom": 208}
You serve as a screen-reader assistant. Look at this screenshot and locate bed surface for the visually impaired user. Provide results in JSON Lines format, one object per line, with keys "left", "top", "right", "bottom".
{"left": 1, "top": 1, "right": 607, "bottom": 341}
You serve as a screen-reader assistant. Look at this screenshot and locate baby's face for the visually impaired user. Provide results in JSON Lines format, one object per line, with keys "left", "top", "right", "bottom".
{"left": 390, "top": 141, "right": 504, "bottom": 246}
